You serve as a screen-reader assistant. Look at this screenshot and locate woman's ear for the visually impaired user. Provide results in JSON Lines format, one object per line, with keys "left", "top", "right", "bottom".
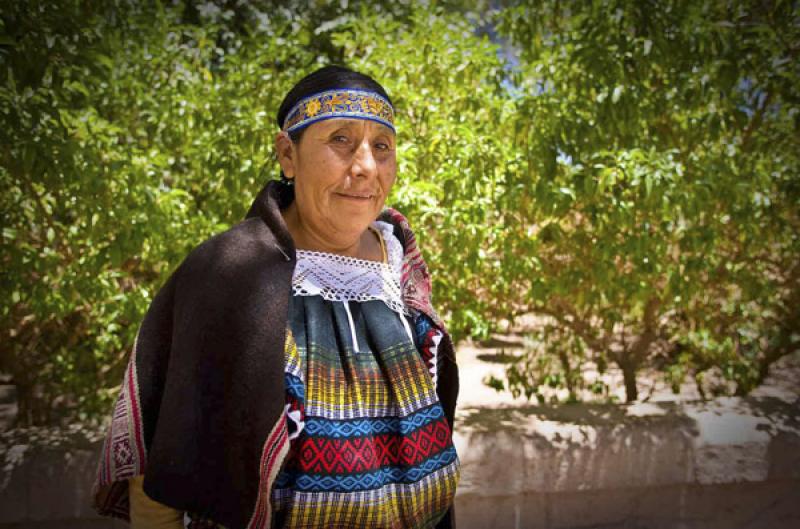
{"left": 275, "top": 131, "right": 296, "bottom": 179}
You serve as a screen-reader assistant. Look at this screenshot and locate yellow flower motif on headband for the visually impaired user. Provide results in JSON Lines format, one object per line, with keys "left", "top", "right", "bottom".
{"left": 367, "top": 97, "right": 383, "bottom": 114}
{"left": 306, "top": 99, "right": 322, "bottom": 116}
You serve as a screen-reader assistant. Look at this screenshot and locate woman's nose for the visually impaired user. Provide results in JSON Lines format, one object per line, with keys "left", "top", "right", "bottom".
{"left": 351, "top": 138, "right": 378, "bottom": 179}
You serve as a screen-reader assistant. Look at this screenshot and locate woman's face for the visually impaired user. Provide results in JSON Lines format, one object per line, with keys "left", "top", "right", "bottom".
{"left": 277, "top": 118, "right": 397, "bottom": 249}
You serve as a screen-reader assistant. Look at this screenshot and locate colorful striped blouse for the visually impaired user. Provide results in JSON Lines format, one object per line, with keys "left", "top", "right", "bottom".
{"left": 270, "top": 221, "right": 460, "bottom": 528}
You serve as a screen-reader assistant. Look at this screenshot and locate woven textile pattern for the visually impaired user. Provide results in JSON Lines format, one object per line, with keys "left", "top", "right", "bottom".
{"left": 93, "top": 331, "right": 147, "bottom": 519}
{"left": 414, "top": 315, "right": 442, "bottom": 390}
{"left": 271, "top": 242, "right": 459, "bottom": 528}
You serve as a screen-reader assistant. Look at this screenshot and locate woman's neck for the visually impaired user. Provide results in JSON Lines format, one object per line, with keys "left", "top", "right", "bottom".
{"left": 281, "top": 203, "right": 382, "bottom": 261}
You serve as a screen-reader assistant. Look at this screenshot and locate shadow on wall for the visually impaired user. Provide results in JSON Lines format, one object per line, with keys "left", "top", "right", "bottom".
{"left": 453, "top": 396, "right": 800, "bottom": 529}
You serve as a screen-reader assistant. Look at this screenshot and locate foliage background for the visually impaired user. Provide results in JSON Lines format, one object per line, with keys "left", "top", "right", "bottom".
{"left": 1, "top": 0, "right": 798, "bottom": 425}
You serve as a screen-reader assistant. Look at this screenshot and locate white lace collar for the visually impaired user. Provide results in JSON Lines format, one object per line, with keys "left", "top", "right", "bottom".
{"left": 291, "top": 221, "right": 407, "bottom": 315}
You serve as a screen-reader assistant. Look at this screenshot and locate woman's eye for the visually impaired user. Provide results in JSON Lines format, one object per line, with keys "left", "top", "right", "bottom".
{"left": 375, "top": 142, "right": 391, "bottom": 151}
{"left": 332, "top": 135, "right": 349, "bottom": 143}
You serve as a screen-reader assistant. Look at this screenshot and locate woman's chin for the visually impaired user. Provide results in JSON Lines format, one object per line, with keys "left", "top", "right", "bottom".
{"left": 332, "top": 196, "right": 383, "bottom": 218}
{"left": 327, "top": 212, "right": 379, "bottom": 238}
{"left": 332, "top": 216, "right": 373, "bottom": 235}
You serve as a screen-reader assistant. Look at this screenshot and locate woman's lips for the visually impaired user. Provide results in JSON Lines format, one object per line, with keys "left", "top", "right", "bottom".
{"left": 334, "top": 191, "right": 375, "bottom": 201}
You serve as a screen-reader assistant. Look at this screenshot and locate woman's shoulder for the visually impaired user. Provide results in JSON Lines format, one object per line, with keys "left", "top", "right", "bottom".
{"left": 376, "top": 209, "right": 446, "bottom": 329}
{"left": 377, "top": 207, "right": 416, "bottom": 251}
{"left": 176, "top": 217, "right": 290, "bottom": 283}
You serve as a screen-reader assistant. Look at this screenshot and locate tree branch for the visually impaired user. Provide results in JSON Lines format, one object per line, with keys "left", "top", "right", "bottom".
{"left": 741, "top": 90, "right": 773, "bottom": 151}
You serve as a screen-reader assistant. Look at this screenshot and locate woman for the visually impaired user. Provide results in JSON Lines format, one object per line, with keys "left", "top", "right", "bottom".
{"left": 92, "top": 65, "right": 460, "bottom": 529}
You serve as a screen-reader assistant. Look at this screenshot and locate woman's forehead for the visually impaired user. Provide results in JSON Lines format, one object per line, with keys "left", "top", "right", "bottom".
{"left": 312, "top": 117, "right": 395, "bottom": 135}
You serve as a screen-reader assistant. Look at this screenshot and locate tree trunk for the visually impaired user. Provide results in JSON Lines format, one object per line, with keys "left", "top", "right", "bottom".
{"left": 621, "top": 363, "right": 638, "bottom": 402}
{"left": 13, "top": 377, "right": 49, "bottom": 427}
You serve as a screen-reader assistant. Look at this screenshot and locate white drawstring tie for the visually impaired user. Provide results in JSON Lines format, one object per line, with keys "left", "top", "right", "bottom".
{"left": 342, "top": 300, "right": 360, "bottom": 353}
{"left": 400, "top": 313, "right": 415, "bottom": 345}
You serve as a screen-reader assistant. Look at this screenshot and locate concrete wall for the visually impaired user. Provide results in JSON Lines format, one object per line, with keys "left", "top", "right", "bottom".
{"left": 1, "top": 396, "right": 798, "bottom": 528}
{"left": 453, "top": 396, "right": 800, "bottom": 528}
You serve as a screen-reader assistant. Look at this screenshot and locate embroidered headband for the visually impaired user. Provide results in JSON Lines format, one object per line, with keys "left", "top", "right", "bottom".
{"left": 281, "top": 88, "right": 395, "bottom": 134}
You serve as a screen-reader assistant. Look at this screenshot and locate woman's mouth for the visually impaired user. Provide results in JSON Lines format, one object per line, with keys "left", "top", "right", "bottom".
{"left": 334, "top": 191, "right": 375, "bottom": 201}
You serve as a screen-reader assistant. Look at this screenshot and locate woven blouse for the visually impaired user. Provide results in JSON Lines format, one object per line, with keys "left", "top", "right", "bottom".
{"left": 270, "top": 220, "right": 460, "bottom": 529}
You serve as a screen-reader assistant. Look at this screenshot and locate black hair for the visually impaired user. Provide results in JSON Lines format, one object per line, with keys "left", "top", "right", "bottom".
{"left": 276, "top": 65, "right": 393, "bottom": 144}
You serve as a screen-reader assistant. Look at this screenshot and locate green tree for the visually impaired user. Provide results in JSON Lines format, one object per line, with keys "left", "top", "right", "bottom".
{"left": 491, "top": 0, "right": 799, "bottom": 401}
{"left": 2, "top": 0, "right": 797, "bottom": 426}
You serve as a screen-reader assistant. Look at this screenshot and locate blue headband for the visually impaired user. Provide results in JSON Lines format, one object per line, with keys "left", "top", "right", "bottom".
{"left": 282, "top": 88, "right": 395, "bottom": 133}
